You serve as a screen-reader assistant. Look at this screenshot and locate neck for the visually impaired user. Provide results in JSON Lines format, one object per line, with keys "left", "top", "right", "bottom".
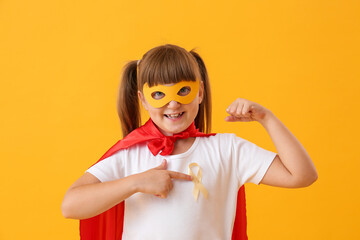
{"left": 159, "top": 128, "right": 174, "bottom": 137}
{"left": 170, "top": 137, "right": 196, "bottom": 155}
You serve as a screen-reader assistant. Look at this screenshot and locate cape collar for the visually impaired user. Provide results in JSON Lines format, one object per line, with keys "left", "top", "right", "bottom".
{"left": 93, "top": 118, "right": 215, "bottom": 164}
{"left": 131, "top": 119, "right": 214, "bottom": 156}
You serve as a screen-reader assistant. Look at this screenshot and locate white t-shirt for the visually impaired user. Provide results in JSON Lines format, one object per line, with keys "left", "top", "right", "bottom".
{"left": 86, "top": 133, "right": 277, "bottom": 240}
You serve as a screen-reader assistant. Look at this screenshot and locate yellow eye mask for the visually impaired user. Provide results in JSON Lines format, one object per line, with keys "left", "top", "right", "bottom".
{"left": 142, "top": 79, "right": 199, "bottom": 108}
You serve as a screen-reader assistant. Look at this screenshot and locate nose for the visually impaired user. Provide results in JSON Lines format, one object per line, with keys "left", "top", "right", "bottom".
{"left": 167, "top": 100, "right": 181, "bottom": 109}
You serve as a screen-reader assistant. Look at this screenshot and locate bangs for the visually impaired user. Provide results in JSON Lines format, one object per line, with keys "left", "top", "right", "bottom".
{"left": 139, "top": 45, "right": 200, "bottom": 88}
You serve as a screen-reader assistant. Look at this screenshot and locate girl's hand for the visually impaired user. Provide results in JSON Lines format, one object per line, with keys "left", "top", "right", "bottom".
{"left": 225, "top": 98, "right": 270, "bottom": 123}
{"left": 134, "top": 159, "right": 192, "bottom": 198}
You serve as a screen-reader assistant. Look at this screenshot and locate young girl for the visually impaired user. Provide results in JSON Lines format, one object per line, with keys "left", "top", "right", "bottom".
{"left": 61, "top": 44, "right": 318, "bottom": 240}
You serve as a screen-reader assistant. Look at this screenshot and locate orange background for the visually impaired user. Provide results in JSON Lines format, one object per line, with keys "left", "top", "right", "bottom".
{"left": 1, "top": 0, "right": 359, "bottom": 239}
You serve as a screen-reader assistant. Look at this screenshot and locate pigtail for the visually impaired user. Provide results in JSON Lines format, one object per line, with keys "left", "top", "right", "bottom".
{"left": 189, "top": 50, "right": 212, "bottom": 133}
{"left": 117, "top": 60, "right": 141, "bottom": 137}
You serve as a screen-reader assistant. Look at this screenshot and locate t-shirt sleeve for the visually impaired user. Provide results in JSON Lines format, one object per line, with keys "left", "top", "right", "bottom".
{"left": 85, "top": 151, "right": 124, "bottom": 182}
{"left": 230, "top": 134, "right": 277, "bottom": 186}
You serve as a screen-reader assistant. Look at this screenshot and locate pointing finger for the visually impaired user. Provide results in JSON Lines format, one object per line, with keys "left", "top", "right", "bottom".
{"left": 168, "top": 171, "right": 193, "bottom": 181}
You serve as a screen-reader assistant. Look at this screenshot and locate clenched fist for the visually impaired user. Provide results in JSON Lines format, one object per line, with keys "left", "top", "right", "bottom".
{"left": 225, "top": 98, "right": 272, "bottom": 124}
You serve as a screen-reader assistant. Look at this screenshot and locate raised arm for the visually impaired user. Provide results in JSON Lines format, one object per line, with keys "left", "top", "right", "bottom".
{"left": 225, "top": 98, "right": 318, "bottom": 188}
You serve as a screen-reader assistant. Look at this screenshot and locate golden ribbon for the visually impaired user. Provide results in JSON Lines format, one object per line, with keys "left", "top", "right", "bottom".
{"left": 188, "top": 163, "right": 208, "bottom": 201}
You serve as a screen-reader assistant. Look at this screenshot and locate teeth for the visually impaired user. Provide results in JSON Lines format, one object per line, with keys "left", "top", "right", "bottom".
{"left": 166, "top": 113, "right": 183, "bottom": 118}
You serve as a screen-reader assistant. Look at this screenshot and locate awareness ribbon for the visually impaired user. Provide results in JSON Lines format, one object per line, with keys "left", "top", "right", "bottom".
{"left": 188, "top": 163, "right": 208, "bottom": 201}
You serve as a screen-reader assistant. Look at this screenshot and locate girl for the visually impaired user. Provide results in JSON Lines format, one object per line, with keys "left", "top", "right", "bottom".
{"left": 61, "top": 44, "right": 318, "bottom": 240}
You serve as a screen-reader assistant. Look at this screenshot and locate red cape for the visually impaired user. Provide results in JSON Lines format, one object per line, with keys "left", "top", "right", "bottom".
{"left": 80, "top": 120, "right": 248, "bottom": 239}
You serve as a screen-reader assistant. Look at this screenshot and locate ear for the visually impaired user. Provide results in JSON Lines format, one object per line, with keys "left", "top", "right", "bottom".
{"left": 138, "top": 90, "right": 149, "bottom": 111}
{"left": 198, "top": 80, "right": 204, "bottom": 104}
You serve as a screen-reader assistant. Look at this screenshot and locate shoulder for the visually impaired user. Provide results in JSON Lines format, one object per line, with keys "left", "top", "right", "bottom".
{"left": 201, "top": 133, "right": 245, "bottom": 144}
{"left": 110, "top": 142, "right": 149, "bottom": 158}
{"left": 196, "top": 133, "right": 239, "bottom": 152}
{"left": 95, "top": 142, "right": 149, "bottom": 165}
{"left": 200, "top": 133, "right": 260, "bottom": 155}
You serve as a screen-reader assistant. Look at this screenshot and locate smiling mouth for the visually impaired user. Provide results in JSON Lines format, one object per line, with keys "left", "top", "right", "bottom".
{"left": 164, "top": 112, "right": 184, "bottom": 119}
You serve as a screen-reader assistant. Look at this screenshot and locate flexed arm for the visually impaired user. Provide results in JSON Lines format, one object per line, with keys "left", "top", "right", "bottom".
{"left": 225, "top": 98, "right": 318, "bottom": 188}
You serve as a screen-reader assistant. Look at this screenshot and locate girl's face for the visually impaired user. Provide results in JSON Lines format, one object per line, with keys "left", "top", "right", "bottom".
{"left": 138, "top": 81, "right": 204, "bottom": 136}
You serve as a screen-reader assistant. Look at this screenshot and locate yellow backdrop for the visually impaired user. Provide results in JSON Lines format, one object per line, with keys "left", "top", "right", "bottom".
{"left": 1, "top": 0, "right": 359, "bottom": 239}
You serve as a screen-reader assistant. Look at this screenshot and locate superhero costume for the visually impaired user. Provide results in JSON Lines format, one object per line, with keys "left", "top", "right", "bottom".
{"left": 80, "top": 119, "right": 248, "bottom": 240}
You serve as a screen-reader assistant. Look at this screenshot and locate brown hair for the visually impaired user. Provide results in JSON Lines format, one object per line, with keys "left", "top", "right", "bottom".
{"left": 117, "top": 44, "right": 212, "bottom": 137}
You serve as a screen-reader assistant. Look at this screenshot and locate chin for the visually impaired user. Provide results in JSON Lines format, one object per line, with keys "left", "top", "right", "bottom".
{"left": 161, "top": 124, "right": 187, "bottom": 136}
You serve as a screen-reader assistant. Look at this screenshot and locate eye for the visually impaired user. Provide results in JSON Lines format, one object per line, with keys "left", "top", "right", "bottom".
{"left": 177, "top": 86, "right": 191, "bottom": 96}
{"left": 151, "top": 91, "right": 165, "bottom": 100}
